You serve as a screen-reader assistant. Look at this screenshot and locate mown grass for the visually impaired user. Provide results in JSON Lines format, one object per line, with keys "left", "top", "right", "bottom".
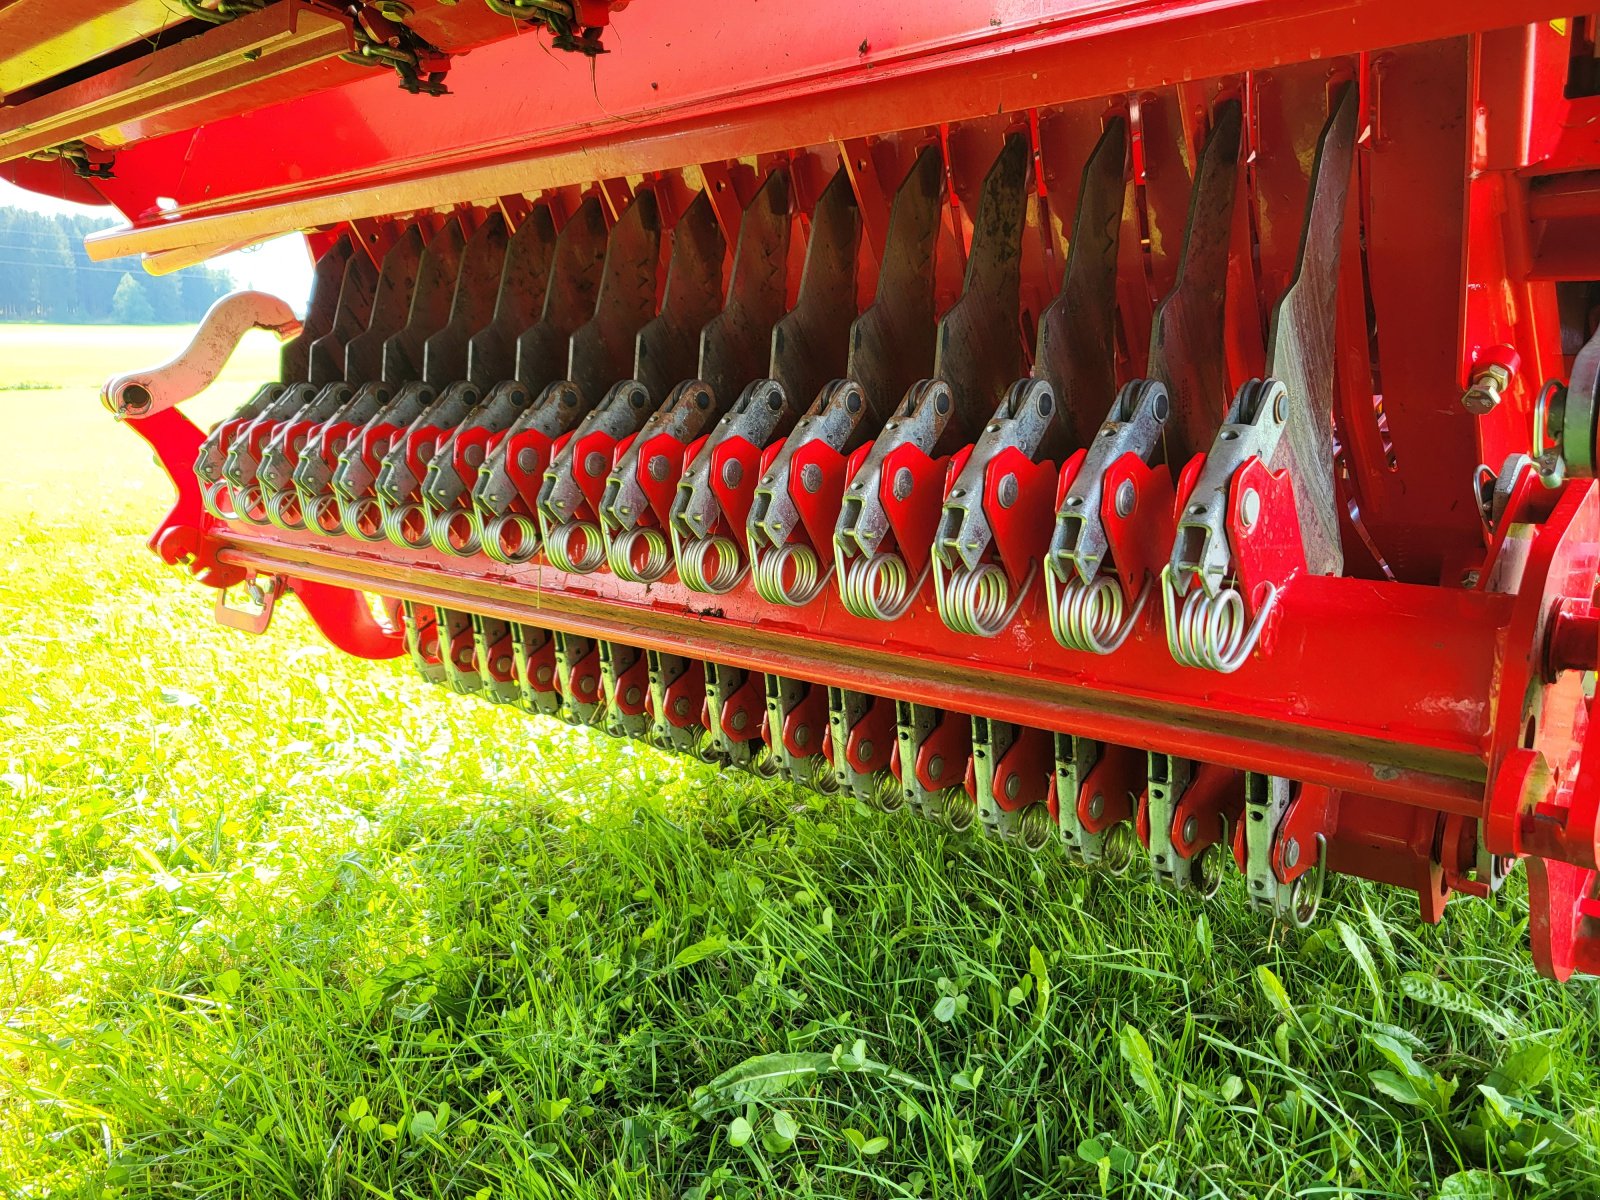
{"left": 2, "top": 325, "right": 1600, "bottom": 1199}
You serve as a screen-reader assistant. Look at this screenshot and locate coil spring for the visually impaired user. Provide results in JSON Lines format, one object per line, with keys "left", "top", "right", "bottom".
{"left": 263, "top": 488, "right": 306, "bottom": 532}
{"left": 838, "top": 552, "right": 921, "bottom": 621}
{"left": 677, "top": 535, "right": 746, "bottom": 594}
{"left": 942, "top": 787, "right": 977, "bottom": 832}
{"left": 935, "top": 560, "right": 1030, "bottom": 637}
{"left": 231, "top": 483, "right": 267, "bottom": 524}
{"left": 750, "top": 542, "right": 827, "bottom": 606}
{"left": 607, "top": 526, "right": 672, "bottom": 583}
{"left": 806, "top": 757, "right": 841, "bottom": 795}
{"left": 301, "top": 490, "right": 343, "bottom": 534}
{"left": 1100, "top": 822, "right": 1140, "bottom": 874}
{"left": 338, "top": 495, "right": 387, "bottom": 542}
{"left": 1016, "top": 801, "right": 1054, "bottom": 853}
{"left": 380, "top": 500, "right": 432, "bottom": 550}
{"left": 481, "top": 512, "right": 541, "bottom": 565}
{"left": 1191, "top": 842, "right": 1227, "bottom": 899}
{"left": 545, "top": 520, "right": 606, "bottom": 574}
{"left": 1049, "top": 572, "right": 1148, "bottom": 655}
{"left": 426, "top": 504, "right": 483, "bottom": 558}
{"left": 746, "top": 741, "right": 781, "bottom": 778}
{"left": 1161, "top": 565, "right": 1278, "bottom": 674}
{"left": 867, "top": 771, "right": 904, "bottom": 813}
{"left": 200, "top": 478, "right": 234, "bottom": 519}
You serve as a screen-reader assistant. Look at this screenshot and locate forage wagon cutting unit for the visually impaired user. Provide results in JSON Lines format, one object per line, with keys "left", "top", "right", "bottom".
{"left": 9, "top": 0, "right": 1600, "bottom": 975}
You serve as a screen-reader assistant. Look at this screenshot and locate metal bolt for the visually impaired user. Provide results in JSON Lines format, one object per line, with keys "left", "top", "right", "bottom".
{"left": 673, "top": 697, "right": 691, "bottom": 717}
{"left": 648, "top": 455, "right": 670, "bottom": 482}
{"left": 1284, "top": 837, "right": 1301, "bottom": 869}
{"left": 1181, "top": 815, "right": 1198, "bottom": 846}
{"left": 583, "top": 451, "right": 607, "bottom": 477}
{"left": 722, "top": 458, "right": 743, "bottom": 488}
{"left": 1114, "top": 479, "right": 1135, "bottom": 519}
{"left": 1460, "top": 569, "right": 1480, "bottom": 588}
{"left": 517, "top": 447, "right": 538, "bottom": 473}
{"left": 892, "top": 467, "right": 915, "bottom": 502}
{"left": 928, "top": 754, "right": 944, "bottom": 782}
{"left": 1461, "top": 363, "right": 1511, "bottom": 415}
{"left": 997, "top": 473, "right": 1019, "bottom": 509}
{"left": 465, "top": 444, "right": 485, "bottom": 468}
{"left": 731, "top": 709, "right": 748, "bottom": 731}
{"left": 1239, "top": 488, "right": 1261, "bottom": 530}
{"left": 801, "top": 462, "right": 823, "bottom": 494}
{"left": 795, "top": 725, "right": 811, "bottom": 748}
{"left": 859, "top": 740, "right": 874, "bottom": 760}
{"left": 1004, "top": 774, "right": 1021, "bottom": 800}
{"left": 1087, "top": 792, "right": 1105, "bottom": 820}
{"left": 624, "top": 686, "right": 643, "bottom": 706}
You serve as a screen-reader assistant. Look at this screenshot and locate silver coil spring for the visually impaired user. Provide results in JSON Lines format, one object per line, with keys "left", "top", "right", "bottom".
{"left": 935, "top": 560, "right": 1028, "bottom": 637}
{"left": 1161, "top": 566, "right": 1278, "bottom": 674}
{"left": 606, "top": 526, "right": 672, "bottom": 583}
{"left": 262, "top": 487, "right": 306, "bottom": 532}
{"left": 300, "top": 489, "right": 343, "bottom": 534}
{"left": 942, "top": 787, "right": 977, "bottom": 833}
{"left": 231, "top": 483, "right": 267, "bottom": 524}
{"left": 480, "top": 512, "right": 541, "bottom": 565}
{"left": 677, "top": 535, "right": 746, "bottom": 594}
{"left": 544, "top": 520, "right": 606, "bottom": 573}
{"left": 1049, "top": 572, "right": 1147, "bottom": 655}
{"left": 1016, "top": 800, "right": 1055, "bottom": 853}
{"left": 338, "top": 495, "right": 387, "bottom": 542}
{"left": 838, "top": 552, "right": 920, "bottom": 621}
{"left": 200, "top": 478, "right": 234, "bottom": 520}
{"left": 379, "top": 499, "right": 432, "bottom": 550}
{"left": 426, "top": 503, "right": 483, "bottom": 558}
{"left": 750, "top": 542, "right": 827, "bottom": 606}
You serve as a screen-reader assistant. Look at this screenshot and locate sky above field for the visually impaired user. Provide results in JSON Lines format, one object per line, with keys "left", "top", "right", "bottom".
{"left": 0, "top": 179, "right": 315, "bottom": 312}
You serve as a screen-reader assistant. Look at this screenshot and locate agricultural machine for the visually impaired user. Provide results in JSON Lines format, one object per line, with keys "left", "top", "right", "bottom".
{"left": 9, "top": 1, "right": 1600, "bottom": 978}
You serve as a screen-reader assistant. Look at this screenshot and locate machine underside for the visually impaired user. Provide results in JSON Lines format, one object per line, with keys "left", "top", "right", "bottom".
{"left": 11, "top": 1, "right": 1600, "bottom": 977}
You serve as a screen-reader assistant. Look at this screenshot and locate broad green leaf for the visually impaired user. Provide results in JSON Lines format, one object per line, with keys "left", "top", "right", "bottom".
{"left": 727, "top": 1116, "right": 753, "bottom": 1147}
{"left": 1334, "top": 920, "right": 1385, "bottom": 1013}
{"left": 933, "top": 995, "right": 959, "bottom": 1023}
{"left": 345, "top": 1096, "right": 369, "bottom": 1122}
{"left": 407, "top": 1110, "right": 437, "bottom": 1140}
{"left": 1437, "top": 1168, "right": 1498, "bottom": 1200}
{"left": 1118, "top": 1025, "right": 1163, "bottom": 1110}
{"left": 1369, "top": 1069, "right": 1424, "bottom": 1108}
{"left": 1255, "top": 965, "right": 1295, "bottom": 1023}
{"left": 1028, "top": 944, "right": 1051, "bottom": 1014}
{"left": 861, "top": 1136, "right": 889, "bottom": 1156}
{"left": 216, "top": 968, "right": 241, "bottom": 997}
{"left": 1486, "top": 1043, "right": 1553, "bottom": 1096}
{"left": 671, "top": 936, "right": 729, "bottom": 970}
{"left": 1399, "top": 971, "right": 1510, "bottom": 1034}
{"left": 691, "top": 1049, "right": 927, "bottom": 1118}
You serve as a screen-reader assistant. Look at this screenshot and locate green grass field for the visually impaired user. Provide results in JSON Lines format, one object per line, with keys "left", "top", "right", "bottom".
{"left": 2, "top": 324, "right": 1599, "bottom": 1199}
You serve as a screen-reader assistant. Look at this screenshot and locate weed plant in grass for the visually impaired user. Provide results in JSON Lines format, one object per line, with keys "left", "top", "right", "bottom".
{"left": 2, "top": 327, "right": 1600, "bottom": 1198}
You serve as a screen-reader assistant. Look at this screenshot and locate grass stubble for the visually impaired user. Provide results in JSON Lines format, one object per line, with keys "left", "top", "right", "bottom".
{"left": 0, "top": 327, "right": 1598, "bottom": 1199}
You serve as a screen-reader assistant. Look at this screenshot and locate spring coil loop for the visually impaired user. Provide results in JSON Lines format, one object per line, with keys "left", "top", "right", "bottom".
{"left": 1161, "top": 566, "right": 1279, "bottom": 674}
{"left": 544, "top": 521, "right": 606, "bottom": 574}
{"left": 750, "top": 542, "right": 827, "bottom": 607}
{"left": 380, "top": 500, "right": 432, "bottom": 550}
{"left": 338, "top": 496, "right": 387, "bottom": 542}
{"left": 200, "top": 478, "right": 234, "bottom": 520}
{"left": 607, "top": 527, "right": 672, "bottom": 583}
{"left": 677, "top": 535, "right": 746, "bottom": 594}
{"left": 942, "top": 787, "right": 977, "bottom": 833}
{"left": 426, "top": 504, "right": 483, "bottom": 558}
{"left": 231, "top": 483, "right": 267, "bottom": 524}
{"left": 300, "top": 490, "right": 342, "bottom": 534}
{"left": 262, "top": 488, "right": 306, "bottom": 532}
{"left": 838, "top": 552, "right": 921, "bottom": 621}
{"left": 868, "top": 772, "right": 905, "bottom": 813}
{"left": 1049, "top": 572, "right": 1148, "bottom": 655}
{"left": 1017, "top": 801, "right": 1054, "bottom": 853}
{"left": 934, "top": 560, "right": 1030, "bottom": 637}
{"left": 480, "top": 512, "right": 541, "bottom": 565}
